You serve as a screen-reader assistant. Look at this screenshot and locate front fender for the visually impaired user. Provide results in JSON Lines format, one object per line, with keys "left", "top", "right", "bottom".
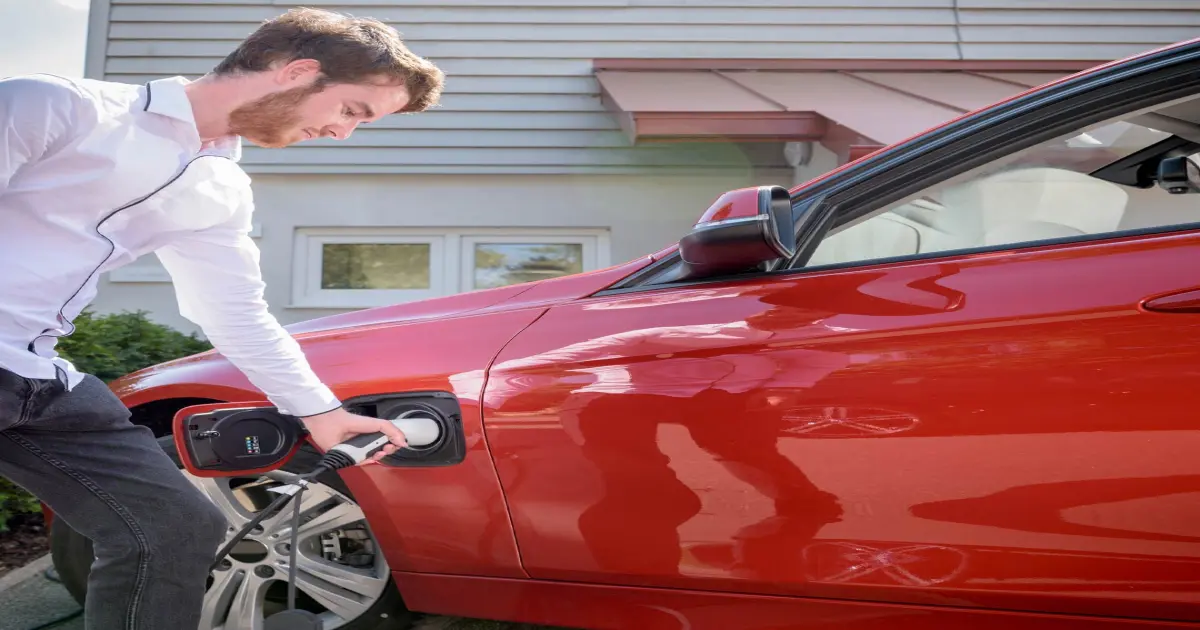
{"left": 108, "top": 351, "right": 263, "bottom": 409}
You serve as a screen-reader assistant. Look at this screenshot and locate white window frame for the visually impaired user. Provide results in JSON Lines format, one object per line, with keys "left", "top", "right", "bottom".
{"left": 292, "top": 227, "right": 610, "bottom": 309}
{"left": 292, "top": 228, "right": 447, "bottom": 308}
{"left": 461, "top": 231, "right": 606, "bottom": 292}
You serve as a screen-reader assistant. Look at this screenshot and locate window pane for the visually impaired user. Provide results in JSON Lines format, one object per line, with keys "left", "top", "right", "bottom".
{"left": 321, "top": 243, "right": 430, "bottom": 290}
{"left": 803, "top": 112, "right": 1198, "bottom": 269}
{"left": 474, "top": 243, "right": 583, "bottom": 289}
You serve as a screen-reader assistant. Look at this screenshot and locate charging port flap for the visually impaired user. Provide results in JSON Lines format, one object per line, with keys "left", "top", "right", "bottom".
{"left": 173, "top": 402, "right": 305, "bottom": 478}
{"left": 174, "top": 392, "right": 467, "bottom": 477}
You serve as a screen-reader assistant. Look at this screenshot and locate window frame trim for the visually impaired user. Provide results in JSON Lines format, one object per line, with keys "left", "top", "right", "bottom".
{"left": 462, "top": 232, "right": 610, "bottom": 292}
{"left": 292, "top": 226, "right": 613, "bottom": 309}
{"left": 292, "top": 230, "right": 447, "bottom": 309}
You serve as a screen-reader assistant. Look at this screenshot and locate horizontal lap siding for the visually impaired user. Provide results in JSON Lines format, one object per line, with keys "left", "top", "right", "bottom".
{"left": 957, "top": 1, "right": 1200, "bottom": 59}
{"left": 101, "top": 0, "right": 1198, "bottom": 173}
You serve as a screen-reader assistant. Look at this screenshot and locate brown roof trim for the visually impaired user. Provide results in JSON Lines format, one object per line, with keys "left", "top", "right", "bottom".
{"left": 597, "top": 74, "right": 827, "bottom": 144}
{"left": 847, "top": 144, "right": 887, "bottom": 162}
{"left": 592, "top": 59, "right": 1104, "bottom": 72}
{"left": 609, "top": 110, "right": 829, "bottom": 145}
{"left": 818, "top": 123, "right": 882, "bottom": 164}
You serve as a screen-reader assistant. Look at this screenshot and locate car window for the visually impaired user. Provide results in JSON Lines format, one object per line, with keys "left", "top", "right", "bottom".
{"left": 798, "top": 115, "right": 1200, "bottom": 269}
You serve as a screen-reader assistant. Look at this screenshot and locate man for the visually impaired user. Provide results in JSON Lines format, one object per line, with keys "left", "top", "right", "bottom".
{"left": 0, "top": 7, "right": 444, "bottom": 629}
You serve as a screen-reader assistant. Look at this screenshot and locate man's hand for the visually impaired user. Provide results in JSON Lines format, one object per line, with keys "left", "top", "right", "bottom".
{"left": 301, "top": 407, "right": 407, "bottom": 465}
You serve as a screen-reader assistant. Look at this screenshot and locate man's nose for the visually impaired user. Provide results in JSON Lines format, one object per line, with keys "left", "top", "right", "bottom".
{"left": 325, "top": 122, "right": 358, "bottom": 141}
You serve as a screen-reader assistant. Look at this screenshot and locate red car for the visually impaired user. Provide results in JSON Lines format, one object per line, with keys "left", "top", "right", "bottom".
{"left": 48, "top": 37, "right": 1200, "bottom": 630}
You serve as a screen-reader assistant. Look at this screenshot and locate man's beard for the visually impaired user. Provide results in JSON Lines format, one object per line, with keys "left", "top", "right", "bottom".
{"left": 227, "top": 81, "right": 326, "bottom": 148}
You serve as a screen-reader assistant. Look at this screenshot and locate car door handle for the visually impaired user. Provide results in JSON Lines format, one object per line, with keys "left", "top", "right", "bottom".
{"left": 1143, "top": 288, "right": 1200, "bottom": 313}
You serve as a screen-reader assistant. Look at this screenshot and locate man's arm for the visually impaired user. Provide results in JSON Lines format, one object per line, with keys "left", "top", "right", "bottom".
{"left": 156, "top": 184, "right": 341, "bottom": 418}
{"left": 155, "top": 182, "right": 406, "bottom": 459}
{"left": 0, "top": 75, "right": 80, "bottom": 194}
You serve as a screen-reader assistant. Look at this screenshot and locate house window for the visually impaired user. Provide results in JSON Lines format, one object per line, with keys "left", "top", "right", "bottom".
{"left": 321, "top": 243, "right": 432, "bottom": 290}
{"left": 463, "top": 236, "right": 593, "bottom": 291}
{"left": 294, "top": 231, "right": 446, "bottom": 308}
{"left": 294, "top": 228, "right": 609, "bottom": 308}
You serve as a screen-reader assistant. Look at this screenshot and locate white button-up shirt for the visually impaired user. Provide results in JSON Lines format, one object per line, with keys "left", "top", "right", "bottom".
{"left": 0, "top": 73, "right": 341, "bottom": 417}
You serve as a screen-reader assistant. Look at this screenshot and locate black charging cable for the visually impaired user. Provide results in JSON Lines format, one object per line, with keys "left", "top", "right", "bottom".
{"left": 207, "top": 448, "right": 363, "bottom": 629}
{"left": 206, "top": 447, "right": 362, "bottom": 573}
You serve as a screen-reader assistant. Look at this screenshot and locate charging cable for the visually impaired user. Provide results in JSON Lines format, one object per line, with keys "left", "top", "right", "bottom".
{"left": 207, "top": 413, "right": 442, "bottom": 629}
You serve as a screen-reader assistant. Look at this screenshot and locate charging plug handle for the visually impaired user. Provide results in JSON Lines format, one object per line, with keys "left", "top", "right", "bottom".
{"left": 323, "top": 412, "right": 442, "bottom": 469}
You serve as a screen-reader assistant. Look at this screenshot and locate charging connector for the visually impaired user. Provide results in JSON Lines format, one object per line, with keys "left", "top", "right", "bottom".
{"left": 320, "top": 411, "right": 444, "bottom": 469}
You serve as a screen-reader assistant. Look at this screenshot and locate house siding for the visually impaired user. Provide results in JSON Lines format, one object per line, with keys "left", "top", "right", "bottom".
{"left": 96, "top": 0, "right": 1196, "bottom": 175}
{"left": 82, "top": 1, "right": 1200, "bottom": 333}
{"left": 957, "top": 1, "right": 1200, "bottom": 60}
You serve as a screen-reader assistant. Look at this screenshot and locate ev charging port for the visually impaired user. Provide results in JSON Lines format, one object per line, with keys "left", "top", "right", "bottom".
{"left": 341, "top": 391, "right": 466, "bottom": 468}
{"left": 176, "top": 390, "right": 467, "bottom": 478}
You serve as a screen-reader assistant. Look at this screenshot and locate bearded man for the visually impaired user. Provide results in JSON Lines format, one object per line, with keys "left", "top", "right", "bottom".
{"left": 0, "top": 8, "right": 444, "bottom": 628}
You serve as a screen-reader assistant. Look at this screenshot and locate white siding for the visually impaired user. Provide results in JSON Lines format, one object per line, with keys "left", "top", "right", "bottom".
{"left": 957, "top": 1, "right": 1200, "bottom": 60}
{"left": 95, "top": 0, "right": 950, "bottom": 174}
{"left": 93, "top": 1, "right": 1197, "bottom": 174}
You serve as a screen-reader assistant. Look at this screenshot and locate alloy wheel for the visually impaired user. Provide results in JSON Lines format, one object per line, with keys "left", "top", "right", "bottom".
{"left": 186, "top": 470, "right": 391, "bottom": 629}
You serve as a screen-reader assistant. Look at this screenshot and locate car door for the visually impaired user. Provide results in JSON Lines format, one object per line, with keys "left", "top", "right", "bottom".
{"left": 481, "top": 47, "right": 1200, "bottom": 624}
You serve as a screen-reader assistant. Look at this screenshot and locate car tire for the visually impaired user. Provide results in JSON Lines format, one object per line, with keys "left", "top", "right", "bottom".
{"left": 50, "top": 434, "right": 418, "bottom": 630}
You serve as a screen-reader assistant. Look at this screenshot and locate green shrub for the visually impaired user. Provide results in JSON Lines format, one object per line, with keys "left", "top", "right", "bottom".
{"left": 1, "top": 309, "right": 211, "bottom": 531}
{"left": 0, "top": 478, "right": 42, "bottom": 531}
{"left": 56, "top": 308, "right": 212, "bottom": 384}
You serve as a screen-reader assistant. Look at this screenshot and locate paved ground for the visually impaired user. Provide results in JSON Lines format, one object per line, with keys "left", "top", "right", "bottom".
{"left": 0, "top": 556, "right": 81, "bottom": 630}
{"left": 0, "top": 555, "right": 567, "bottom": 630}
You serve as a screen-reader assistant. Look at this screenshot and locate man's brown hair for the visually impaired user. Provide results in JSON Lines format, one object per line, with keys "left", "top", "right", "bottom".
{"left": 213, "top": 7, "right": 444, "bottom": 113}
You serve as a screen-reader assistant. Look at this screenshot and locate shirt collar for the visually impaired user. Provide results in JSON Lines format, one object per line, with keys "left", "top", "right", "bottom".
{"left": 144, "top": 76, "right": 243, "bottom": 162}
{"left": 144, "top": 76, "right": 196, "bottom": 125}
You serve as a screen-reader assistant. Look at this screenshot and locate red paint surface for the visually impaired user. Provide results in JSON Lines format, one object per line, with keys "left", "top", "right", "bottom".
{"left": 1142, "top": 288, "right": 1200, "bottom": 313}
{"left": 392, "top": 572, "right": 1200, "bottom": 629}
{"left": 113, "top": 308, "right": 555, "bottom": 578}
{"left": 482, "top": 229, "right": 1200, "bottom": 623}
{"left": 694, "top": 187, "right": 762, "bottom": 226}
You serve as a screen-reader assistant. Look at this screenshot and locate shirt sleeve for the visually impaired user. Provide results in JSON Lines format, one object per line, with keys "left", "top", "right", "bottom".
{"left": 154, "top": 182, "right": 343, "bottom": 417}
{"left": 0, "top": 75, "right": 80, "bottom": 195}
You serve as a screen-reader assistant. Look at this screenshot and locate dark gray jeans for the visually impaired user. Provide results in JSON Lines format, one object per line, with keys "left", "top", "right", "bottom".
{"left": 0, "top": 368, "right": 228, "bottom": 630}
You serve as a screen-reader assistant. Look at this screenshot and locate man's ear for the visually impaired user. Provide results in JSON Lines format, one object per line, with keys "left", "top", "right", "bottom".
{"left": 274, "top": 59, "right": 322, "bottom": 86}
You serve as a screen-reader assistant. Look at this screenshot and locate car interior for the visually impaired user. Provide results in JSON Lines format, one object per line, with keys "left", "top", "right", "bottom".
{"left": 806, "top": 94, "right": 1200, "bottom": 268}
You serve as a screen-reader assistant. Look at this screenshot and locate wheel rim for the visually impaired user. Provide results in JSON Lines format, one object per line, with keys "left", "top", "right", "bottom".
{"left": 186, "top": 470, "right": 390, "bottom": 630}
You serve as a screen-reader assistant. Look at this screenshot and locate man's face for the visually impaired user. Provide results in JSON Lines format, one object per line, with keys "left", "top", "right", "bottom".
{"left": 228, "top": 79, "right": 410, "bottom": 148}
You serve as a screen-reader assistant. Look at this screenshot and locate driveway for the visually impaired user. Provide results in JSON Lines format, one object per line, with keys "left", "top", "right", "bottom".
{"left": 0, "top": 555, "right": 565, "bottom": 630}
{"left": 0, "top": 556, "right": 81, "bottom": 630}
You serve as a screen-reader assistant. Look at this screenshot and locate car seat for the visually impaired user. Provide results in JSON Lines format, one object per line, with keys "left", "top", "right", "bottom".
{"left": 807, "top": 167, "right": 1129, "bottom": 267}
{"left": 806, "top": 199, "right": 971, "bottom": 266}
{"left": 937, "top": 166, "right": 1129, "bottom": 247}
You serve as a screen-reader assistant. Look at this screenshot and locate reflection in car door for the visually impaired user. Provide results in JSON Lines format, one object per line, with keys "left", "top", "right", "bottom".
{"left": 481, "top": 231, "right": 1200, "bottom": 624}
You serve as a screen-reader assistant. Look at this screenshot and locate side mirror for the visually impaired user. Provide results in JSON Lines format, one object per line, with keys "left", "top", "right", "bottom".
{"left": 678, "top": 185, "right": 795, "bottom": 281}
{"left": 1158, "top": 156, "right": 1200, "bottom": 194}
